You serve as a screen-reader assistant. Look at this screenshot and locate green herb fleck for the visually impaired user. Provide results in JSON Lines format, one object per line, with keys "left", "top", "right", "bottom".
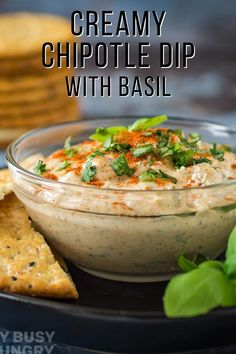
{"left": 193, "top": 157, "right": 212, "bottom": 165}
{"left": 187, "top": 133, "right": 201, "bottom": 147}
{"left": 81, "top": 160, "right": 97, "bottom": 182}
{"left": 132, "top": 144, "right": 153, "bottom": 158}
{"left": 56, "top": 161, "right": 71, "bottom": 171}
{"left": 110, "top": 154, "right": 135, "bottom": 177}
{"left": 33, "top": 160, "right": 47, "bottom": 175}
{"left": 210, "top": 143, "right": 225, "bottom": 161}
{"left": 64, "top": 136, "right": 77, "bottom": 158}
{"left": 104, "top": 136, "right": 131, "bottom": 153}
{"left": 89, "top": 149, "right": 104, "bottom": 159}
{"left": 173, "top": 150, "right": 195, "bottom": 168}
{"left": 139, "top": 168, "right": 177, "bottom": 184}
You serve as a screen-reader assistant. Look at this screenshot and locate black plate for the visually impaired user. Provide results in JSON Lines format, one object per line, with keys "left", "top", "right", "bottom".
{"left": 1, "top": 263, "right": 236, "bottom": 354}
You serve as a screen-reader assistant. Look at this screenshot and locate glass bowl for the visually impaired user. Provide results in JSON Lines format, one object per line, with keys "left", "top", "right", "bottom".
{"left": 6, "top": 117, "right": 236, "bottom": 282}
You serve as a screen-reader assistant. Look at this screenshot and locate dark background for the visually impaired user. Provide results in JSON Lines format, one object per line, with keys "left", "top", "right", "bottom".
{"left": 0, "top": 0, "right": 235, "bottom": 124}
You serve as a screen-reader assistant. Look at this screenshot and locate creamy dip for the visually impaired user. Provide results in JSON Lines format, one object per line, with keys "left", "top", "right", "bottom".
{"left": 12, "top": 116, "right": 236, "bottom": 281}
{"left": 32, "top": 116, "right": 236, "bottom": 191}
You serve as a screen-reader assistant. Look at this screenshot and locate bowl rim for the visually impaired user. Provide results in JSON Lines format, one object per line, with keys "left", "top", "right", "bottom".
{"left": 6, "top": 116, "right": 236, "bottom": 193}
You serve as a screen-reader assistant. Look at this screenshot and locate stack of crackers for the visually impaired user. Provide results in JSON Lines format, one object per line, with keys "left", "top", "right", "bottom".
{"left": 0, "top": 13, "right": 79, "bottom": 147}
{"left": 0, "top": 169, "right": 78, "bottom": 299}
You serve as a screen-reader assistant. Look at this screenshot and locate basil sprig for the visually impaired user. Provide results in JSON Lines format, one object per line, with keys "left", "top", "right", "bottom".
{"left": 128, "top": 115, "right": 168, "bottom": 131}
{"left": 90, "top": 115, "right": 168, "bottom": 142}
{"left": 110, "top": 153, "right": 135, "bottom": 177}
{"left": 163, "top": 226, "right": 236, "bottom": 318}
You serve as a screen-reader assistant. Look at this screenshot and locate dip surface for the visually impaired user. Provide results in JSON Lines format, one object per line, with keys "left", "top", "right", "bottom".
{"left": 33, "top": 116, "right": 236, "bottom": 190}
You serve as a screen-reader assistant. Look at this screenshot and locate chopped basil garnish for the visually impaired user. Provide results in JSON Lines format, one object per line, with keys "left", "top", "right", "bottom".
{"left": 210, "top": 143, "right": 225, "bottom": 161}
{"left": 187, "top": 133, "right": 201, "bottom": 147}
{"left": 33, "top": 160, "right": 47, "bottom": 175}
{"left": 64, "top": 136, "right": 77, "bottom": 158}
{"left": 139, "top": 168, "right": 158, "bottom": 182}
{"left": 103, "top": 137, "right": 131, "bottom": 153}
{"left": 129, "top": 115, "right": 168, "bottom": 131}
{"left": 89, "top": 149, "right": 104, "bottom": 159}
{"left": 193, "top": 157, "right": 212, "bottom": 165}
{"left": 173, "top": 150, "right": 195, "bottom": 168}
{"left": 56, "top": 161, "right": 71, "bottom": 171}
{"left": 139, "top": 168, "right": 177, "bottom": 184}
{"left": 114, "top": 143, "right": 132, "bottom": 152}
{"left": 81, "top": 160, "right": 97, "bottom": 182}
{"left": 110, "top": 154, "right": 135, "bottom": 177}
{"left": 132, "top": 144, "right": 153, "bottom": 158}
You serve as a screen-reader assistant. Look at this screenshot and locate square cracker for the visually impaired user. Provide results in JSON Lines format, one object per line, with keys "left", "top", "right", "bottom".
{"left": 0, "top": 169, "right": 12, "bottom": 200}
{"left": 0, "top": 194, "right": 78, "bottom": 299}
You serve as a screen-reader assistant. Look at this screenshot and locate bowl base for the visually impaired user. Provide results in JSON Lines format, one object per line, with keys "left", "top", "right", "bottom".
{"left": 79, "top": 266, "right": 175, "bottom": 283}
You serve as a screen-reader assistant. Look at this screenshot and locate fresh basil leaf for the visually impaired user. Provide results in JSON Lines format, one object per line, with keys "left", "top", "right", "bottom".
{"left": 129, "top": 115, "right": 168, "bottom": 131}
{"left": 33, "top": 160, "right": 47, "bottom": 175}
{"left": 224, "top": 227, "right": 236, "bottom": 278}
{"left": 110, "top": 154, "right": 135, "bottom": 177}
{"left": 226, "top": 226, "right": 236, "bottom": 260}
{"left": 132, "top": 144, "right": 153, "bottom": 157}
{"left": 199, "top": 260, "right": 225, "bottom": 273}
{"left": 177, "top": 255, "right": 198, "bottom": 273}
{"left": 210, "top": 143, "right": 225, "bottom": 161}
{"left": 90, "top": 126, "right": 127, "bottom": 142}
{"left": 56, "top": 161, "right": 71, "bottom": 171}
{"left": 163, "top": 267, "right": 235, "bottom": 318}
{"left": 81, "top": 160, "right": 97, "bottom": 182}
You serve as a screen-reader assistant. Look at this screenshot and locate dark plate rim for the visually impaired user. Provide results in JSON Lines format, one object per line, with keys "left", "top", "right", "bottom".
{"left": 1, "top": 290, "right": 236, "bottom": 323}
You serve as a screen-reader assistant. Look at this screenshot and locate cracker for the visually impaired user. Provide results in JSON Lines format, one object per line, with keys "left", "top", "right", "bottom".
{"left": 0, "top": 95, "right": 76, "bottom": 116}
{"left": 0, "top": 100, "right": 78, "bottom": 128}
{"left": 0, "top": 83, "right": 67, "bottom": 105}
{"left": 0, "top": 70, "right": 73, "bottom": 93}
{"left": 0, "top": 169, "right": 12, "bottom": 200}
{"left": 0, "top": 13, "right": 73, "bottom": 58}
{"left": 0, "top": 194, "right": 78, "bottom": 299}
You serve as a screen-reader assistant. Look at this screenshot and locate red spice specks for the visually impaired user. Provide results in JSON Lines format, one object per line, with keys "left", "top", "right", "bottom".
{"left": 43, "top": 172, "right": 58, "bottom": 181}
